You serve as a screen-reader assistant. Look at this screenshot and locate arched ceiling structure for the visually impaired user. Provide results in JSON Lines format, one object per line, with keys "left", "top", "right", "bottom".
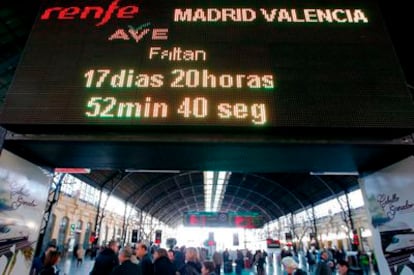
{"left": 75, "top": 170, "right": 359, "bottom": 227}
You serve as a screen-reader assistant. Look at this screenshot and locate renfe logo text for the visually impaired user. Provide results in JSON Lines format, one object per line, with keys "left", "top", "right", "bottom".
{"left": 40, "top": 0, "right": 139, "bottom": 26}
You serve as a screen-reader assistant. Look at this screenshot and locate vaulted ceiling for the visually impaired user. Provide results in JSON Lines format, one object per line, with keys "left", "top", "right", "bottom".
{"left": 74, "top": 170, "right": 360, "bottom": 227}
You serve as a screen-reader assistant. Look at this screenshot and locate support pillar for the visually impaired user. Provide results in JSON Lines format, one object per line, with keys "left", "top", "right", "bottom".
{"left": 311, "top": 205, "right": 319, "bottom": 249}
{"left": 121, "top": 202, "right": 128, "bottom": 246}
{"left": 345, "top": 191, "right": 359, "bottom": 251}
{"left": 94, "top": 187, "right": 104, "bottom": 240}
{"left": 35, "top": 173, "right": 65, "bottom": 256}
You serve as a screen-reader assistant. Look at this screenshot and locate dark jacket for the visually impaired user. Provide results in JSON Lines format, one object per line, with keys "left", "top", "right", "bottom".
{"left": 139, "top": 253, "right": 154, "bottom": 275}
{"left": 110, "top": 260, "right": 141, "bottom": 275}
{"left": 180, "top": 261, "right": 202, "bottom": 275}
{"left": 315, "top": 259, "right": 333, "bottom": 275}
{"left": 173, "top": 250, "right": 185, "bottom": 271}
{"left": 293, "top": 268, "right": 308, "bottom": 275}
{"left": 154, "top": 256, "right": 176, "bottom": 275}
{"left": 32, "top": 253, "right": 47, "bottom": 274}
{"left": 90, "top": 248, "right": 119, "bottom": 275}
{"left": 39, "top": 265, "right": 59, "bottom": 275}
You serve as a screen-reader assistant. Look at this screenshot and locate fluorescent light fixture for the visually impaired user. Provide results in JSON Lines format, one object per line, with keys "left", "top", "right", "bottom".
{"left": 310, "top": 171, "right": 359, "bottom": 176}
{"left": 204, "top": 171, "right": 231, "bottom": 212}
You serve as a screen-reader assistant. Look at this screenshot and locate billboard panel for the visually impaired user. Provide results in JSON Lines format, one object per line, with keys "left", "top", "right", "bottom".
{"left": 360, "top": 156, "right": 414, "bottom": 275}
{"left": 0, "top": 150, "right": 51, "bottom": 274}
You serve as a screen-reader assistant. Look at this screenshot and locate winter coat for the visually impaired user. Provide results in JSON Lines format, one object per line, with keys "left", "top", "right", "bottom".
{"left": 90, "top": 248, "right": 119, "bottom": 275}
{"left": 110, "top": 260, "right": 141, "bottom": 275}
{"left": 180, "top": 261, "right": 202, "bottom": 275}
{"left": 154, "top": 256, "right": 177, "bottom": 275}
{"left": 139, "top": 253, "right": 154, "bottom": 275}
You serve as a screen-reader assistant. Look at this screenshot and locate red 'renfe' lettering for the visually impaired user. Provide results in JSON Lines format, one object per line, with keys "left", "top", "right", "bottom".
{"left": 40, "top": 0, "right": 139, "bottom": 26}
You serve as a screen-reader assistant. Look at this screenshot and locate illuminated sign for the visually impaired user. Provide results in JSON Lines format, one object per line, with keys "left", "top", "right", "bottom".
{"left": 233, "top": 215, "right": 262, "bottom": 229}
{"left": 154, "top": 229, "right": 162, "bottom": 244}
{"left": 1, "top": 0, "right": 413, "bottom": 132}
{"left": 184, "top": 212, "right": 229, "bottom": 227}
{"left": 183, "top": 211, "right": 263, "bottom": 228}
{"left": 266, "top": 238, "right": 281, "bottom": 249}
{"left": 231, "top": 212, "right": 264, "bottom": 229}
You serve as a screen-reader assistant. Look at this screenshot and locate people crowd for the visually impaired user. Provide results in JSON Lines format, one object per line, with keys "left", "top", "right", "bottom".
{"left": 31, "top": 239, "right": 379, "bottom": 275}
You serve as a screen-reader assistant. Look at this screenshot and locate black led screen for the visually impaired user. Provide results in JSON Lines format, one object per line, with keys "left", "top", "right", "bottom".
{"left": 183, "top": 212, "right": 263, "bottom": 228}
{"left": 1, "top": 0, "right": 413, "bottom": 131}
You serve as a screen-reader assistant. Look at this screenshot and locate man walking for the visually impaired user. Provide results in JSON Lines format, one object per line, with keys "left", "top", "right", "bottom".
{"left": 90, "top": 240, "right": 119, "bottom": 275}
{"left": 136, "top": 243, "right": 154, "bottom": 275}
{"left": 111, "top": 247, "right": 141, "bottom": 275}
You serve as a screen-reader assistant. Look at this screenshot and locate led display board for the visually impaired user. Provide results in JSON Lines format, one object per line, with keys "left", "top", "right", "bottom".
{"left": 1, "top": 0, "right": 413, "bottom": 132}
{"left": 183, "top": 211, "right": 263, "bottom": 228}
{"left": 184, "top": 212, "right": 230, "bottom": 227}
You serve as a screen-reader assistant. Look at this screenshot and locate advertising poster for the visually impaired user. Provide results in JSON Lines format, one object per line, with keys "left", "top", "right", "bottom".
{"left": 0, "top": 150, "right": 52, "bottom": 275}
{"left": 360, "top": 156, "right": 414, "bottom": 275}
